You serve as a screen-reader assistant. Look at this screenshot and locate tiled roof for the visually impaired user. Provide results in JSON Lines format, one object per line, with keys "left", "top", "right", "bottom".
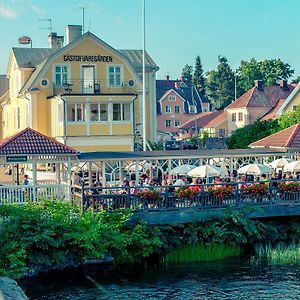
{"left": 226, "top": 84, "right": 295, "bottom": 109}
{"left": 180, "top": 110, "right": 226, "bottom": 129}
{"left": 0, "top": 75, "right": 8, "bottom": 97}
{"left": 0, "top": 128, "right": 78, "bottom": 155}
{"left": 249, "top": 123, "right": 300, "bottom": 148}
{"left": 260, "top": 98, "right": 285, "bottom": 121}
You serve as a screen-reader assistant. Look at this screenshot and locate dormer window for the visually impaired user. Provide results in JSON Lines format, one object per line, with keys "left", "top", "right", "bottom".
{"left": 189, "top": 105, "right": 197, "bottom": 113}
{"left": 169, "top": 95, "right": 176, "bottom": 101}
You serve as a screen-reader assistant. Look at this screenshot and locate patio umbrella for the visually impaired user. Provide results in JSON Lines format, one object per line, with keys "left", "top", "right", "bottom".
{"left": 170, "top": 165, "right": 196, "bottom": 175}
{"left": 187, "top": 165, "right": 222, "bottom": 178}
{"left": 269, "top": 158, "right": 295, "bottom": 169}
{"left": 237, "top": 163, "right": 272, "bottom": 175}
{"left": 283, "top": 161, "right": 300, "bottom": 172}
{"left": 71, "top": 162, "right": 101, "bottom": 172}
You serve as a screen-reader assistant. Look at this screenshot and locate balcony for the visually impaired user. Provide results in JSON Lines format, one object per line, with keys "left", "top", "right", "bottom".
{"left": 52, "top": 80, "right": 136, "bottom": 96}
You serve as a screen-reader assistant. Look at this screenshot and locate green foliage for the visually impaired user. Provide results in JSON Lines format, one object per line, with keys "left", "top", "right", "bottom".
{"left": 192, "top": 55, "right": 206, "bottom": 95}
{"left": 236, "top": 58, "right": 294, "bottom": 96}
{"left": 0, "top": 200, "right": 160, "bottom": 279}
{"left": 164, "top": 244, "right": 241, "bottom": 264}
{"left": 181, "top": 64, "right": 193, "bottom": 81}
{"left": 206, "top": 56, "right": 235, "bottom": 110}
{"left": 292, "top": 75, "right": 300, "bottom": 84}
{"left": 147, "top": 140, "right": 164, "bottom": 150}
{"left": 227, "top": 119, "right": 280, "bottom": 149}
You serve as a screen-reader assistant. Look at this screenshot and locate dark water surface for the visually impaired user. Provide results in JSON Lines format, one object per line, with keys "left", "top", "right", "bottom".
{"left": 23, "top": 260, "right": 300, "bottom": 300}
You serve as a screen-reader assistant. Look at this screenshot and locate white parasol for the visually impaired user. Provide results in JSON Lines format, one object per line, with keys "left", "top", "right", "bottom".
{"left": 237, "top": 163, "right": 272, "bottom": 175}
{"left": 187, "top": 165, "right": 222, "bottom": 178}
{"left": 170, "top": 165, "right": 196, "bottom": 175}
{"left": 283, "top": 161, "right": 300, "bottom": 172}
{"left": 269, "top": 158, "right": 295, "bottom": 169}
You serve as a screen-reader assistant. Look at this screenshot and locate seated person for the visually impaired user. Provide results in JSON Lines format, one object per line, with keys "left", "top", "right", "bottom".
{"left": 189, "top": 177, "right": 201, "bottom": 192}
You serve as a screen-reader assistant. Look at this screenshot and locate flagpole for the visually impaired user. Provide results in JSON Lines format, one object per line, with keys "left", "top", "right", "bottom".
{"left": 142, "top": 0, "right": 147, "bottom": 151}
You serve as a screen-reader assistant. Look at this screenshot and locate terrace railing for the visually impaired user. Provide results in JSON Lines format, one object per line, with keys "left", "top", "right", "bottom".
{"left": 76, "top": 180, "right": 300, "bottom": 212}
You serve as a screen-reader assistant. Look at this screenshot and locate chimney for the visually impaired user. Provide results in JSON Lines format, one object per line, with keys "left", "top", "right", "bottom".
{"left": 174, "top": 82, "right": 180, "bottom": 89}
{"left": 165, "top": 75, "right": 170, "bottom": 80}
{"left": 254, "top": 80, "right": 264, "bottom": 91}
{"left": 48, "top": 32, "right": 64, "bottom": 49}
{"left": 280, "top": 80, "right": 289, "bottom": 91}
{"left": 65, "top": 25, "right": 82, "bottom": 45}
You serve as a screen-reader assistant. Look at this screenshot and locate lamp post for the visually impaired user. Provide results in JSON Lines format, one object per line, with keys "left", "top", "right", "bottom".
{"left": 142, "top": 0, "right": 147, "bottom": 151}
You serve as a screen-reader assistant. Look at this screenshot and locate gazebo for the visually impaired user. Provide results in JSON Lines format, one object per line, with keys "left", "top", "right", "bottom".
{"left": 0, "top": 128, "right": 78, "bottom": 203}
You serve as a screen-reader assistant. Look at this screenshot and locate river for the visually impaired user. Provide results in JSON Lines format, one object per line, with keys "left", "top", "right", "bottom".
{"left": 23, "top": 259, "right": 300, "bottom": 300}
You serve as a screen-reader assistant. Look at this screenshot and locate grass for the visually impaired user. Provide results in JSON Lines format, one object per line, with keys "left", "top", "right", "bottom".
{"left": 164, "top": 244, "right": 242, "bottom": 264}
{"left": 254, "top": 243, "right": 300, "bottom": 265}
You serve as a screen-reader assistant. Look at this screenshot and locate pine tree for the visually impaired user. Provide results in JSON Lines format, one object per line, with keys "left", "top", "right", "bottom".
{"left": 192, "top": 56, "right": 206, "bottom": 95}
{"left": 206, "top": 56, "right": 235, "bottom": 110}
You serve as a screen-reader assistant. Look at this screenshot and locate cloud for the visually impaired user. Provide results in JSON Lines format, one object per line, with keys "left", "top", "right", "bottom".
{"left": 115, "top": 17, "right": 124, "bottom": 25}
{"left": 0, "top": 4, "right": 17, "bottom": 18}
{"left": 30, "top": 4, "right": 45, "bottom": 16}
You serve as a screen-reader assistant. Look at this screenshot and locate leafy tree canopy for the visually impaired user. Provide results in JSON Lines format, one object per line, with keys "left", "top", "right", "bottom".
{"left": 236, "top": 58, "right": 294, "bottom": 96}
{"left": 181, "top": 64, "right": 193, "bottom": 81}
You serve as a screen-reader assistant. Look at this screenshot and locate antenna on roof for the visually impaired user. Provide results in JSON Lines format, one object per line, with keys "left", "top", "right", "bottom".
{"left": 78, "top": 6, "right": 85, "bottom": 34}
{"left": 38, "top": 18, "right": 52, "bottom": 32}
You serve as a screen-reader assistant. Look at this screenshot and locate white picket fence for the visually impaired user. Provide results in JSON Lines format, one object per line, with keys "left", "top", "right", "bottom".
{"left": 0, "top": 184, "right": 71, "bottom": 204}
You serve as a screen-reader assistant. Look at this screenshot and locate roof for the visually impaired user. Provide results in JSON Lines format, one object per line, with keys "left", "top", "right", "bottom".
{"left": 0, "top": 127, "right": 78, "bottom": 156}
{"left": 118, "top": 49, "right": 159, "bottom": 71}
{"left": 180, "top": 110, "right": 226, "bottom": 129}
{"left": 0, "top": 75, "right": 9, "bottom": 96}
{"left": 12, "top": 47, "right": 58, "bottom": 68}
{"left": 276, "top": 83, "right": 300, "bottom": 116}
{"left": 226, "top": 84, "right": 295, "bottom": 110}
{"left": 78, "top": 147, "right": 286, "bottom": 162}
{"left": 156, "top": 79, "right": 206, "bottom": 114}
{"left": 249, "top": 123, "right": 300, "bottom": 149}
{"left": 260, "top": 98, "right": 285, "bottom": 121}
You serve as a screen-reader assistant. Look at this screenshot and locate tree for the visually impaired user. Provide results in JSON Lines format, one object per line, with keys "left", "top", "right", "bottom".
{"left": 291, "top": 76, "right": 300, "bottom": 84}
{"left": 236, "top": 58, "right": 294, "bottom": 96}
{"left": 192, "top": 56, "right": 206, "bottom": 95}
{"left": 206, "top": 56, "right": 235, "bottom": 110}
{"left": 181, "top": 64, "right": 193, "bottom": 81}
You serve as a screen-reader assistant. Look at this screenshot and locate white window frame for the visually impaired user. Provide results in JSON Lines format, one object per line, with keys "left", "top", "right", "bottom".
{"left": 174, "top": 105, "right": 180, "bottom": 114}
{"left": 165, "top": 120, "right": 171, "bottom": 127}
{"left": 232, "top": 113, "right": 236, "bottom": 122}
{"left": 66, "top": 103, "right": 86, "bottom": 123}
{"left": 189, "top": 105, "right": 197, "bottom": 113}
{"left": 238, "top": 112, "right": 243, "bottom": 121}
{"left": 90, "top": 103, "right": 109, "bottom": 122}
{"left": 53, "top": 64, "right": 70, "bottom": 86}
{"left": 112, "top": 102, "right": 131, "bottom": 122}
{"left": 174, "top": 120, "right": 181, "bottom": 127}
{"left": 107, "top": 64, "right": 123, "bottom": 87}
{"left": 169, "top": 95, "right": 176, "bottom": 101}
{"left": 165, "top": 105, "right": 171, "bottom": 114}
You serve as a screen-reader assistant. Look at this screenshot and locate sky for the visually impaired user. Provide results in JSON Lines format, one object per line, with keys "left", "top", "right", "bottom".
{"left": 0, "top": 0, "right": 300, "bottom": 80}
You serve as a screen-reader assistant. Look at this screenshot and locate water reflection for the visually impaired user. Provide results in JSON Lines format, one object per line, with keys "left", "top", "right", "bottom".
{"left": 24, "top": 260, "right": 300, "bottom": 300}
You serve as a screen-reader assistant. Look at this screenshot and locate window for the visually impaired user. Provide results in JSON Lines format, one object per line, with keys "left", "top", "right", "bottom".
{"left": 67, "top": 103, "right": 85, "bottom": 122}
{"left": 174, "top": 106, "right": 180, "bottom": 113}
{"left": 108, "top": 65, "right": 122, "bottom": 86}
{"left": 165, "top": 106, "right": 171, "bottom": 114}
{"left": 218, "top": 128, "right": 226, "bottom": 137}
{"left": 165, "top": 120, "right": 171, "bottom": 127}
{"left": 293, "top": 105, "right": 298, "bottom": 111}
{"left": 113, "top": 103, "right": 131, "bottom": 121}
{"left": 238, "top": 112, "right": 243, "bottom": 121}
{"left": 169, "top": 95, "right": 176, "bottom": 101}
{"left": 232, "top": 113, "right": 236, "bottom": 122}
{"left": 55, "top": 65, "right": 69, "bottom": 86}
{"left": 174, "top": 120, "right": 181, "bottom": 127}
{"left": 90, "top": 103, "right": 109, "bottom": 121}
{"left": 189, "top": 105, "right": 197, "bottom": 113}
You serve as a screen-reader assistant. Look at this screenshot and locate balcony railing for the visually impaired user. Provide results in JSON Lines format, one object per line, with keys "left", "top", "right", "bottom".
{"left": 53, "top": 80, "right": 136, "bottom": 96}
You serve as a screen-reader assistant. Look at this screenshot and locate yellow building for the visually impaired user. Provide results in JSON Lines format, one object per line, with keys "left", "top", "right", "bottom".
{"left": 3, "top": 25, "right": 159, "bottom": 152}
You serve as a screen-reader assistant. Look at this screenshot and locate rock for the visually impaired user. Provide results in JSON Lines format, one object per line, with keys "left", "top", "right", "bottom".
{"left": 0, "top": 277, "right": 28, "bottom": 300}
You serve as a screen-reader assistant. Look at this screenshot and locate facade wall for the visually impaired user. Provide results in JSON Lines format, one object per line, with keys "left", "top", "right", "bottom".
{"left": 3, "top": 35, "right": 157, "bottom": 151}
{"left": 157, "top": 90, "right": 196, "bottom": 133}
{"left": 280, "top": 90, "right": 300, "bottom": 114}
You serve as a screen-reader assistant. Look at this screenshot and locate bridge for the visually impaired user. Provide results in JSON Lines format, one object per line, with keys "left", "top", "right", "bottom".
{"left": 74, "top": 180, "right": 300, "bottom": 225}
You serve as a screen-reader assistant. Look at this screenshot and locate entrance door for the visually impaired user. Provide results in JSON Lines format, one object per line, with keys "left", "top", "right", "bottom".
{"left": 82, "top": 66, "right": 95, "bottom": 94}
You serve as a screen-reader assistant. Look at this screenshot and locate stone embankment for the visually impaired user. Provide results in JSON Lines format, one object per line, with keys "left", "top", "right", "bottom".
{"left": 0, "top": 277, "right": 28, "bottom": 300}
